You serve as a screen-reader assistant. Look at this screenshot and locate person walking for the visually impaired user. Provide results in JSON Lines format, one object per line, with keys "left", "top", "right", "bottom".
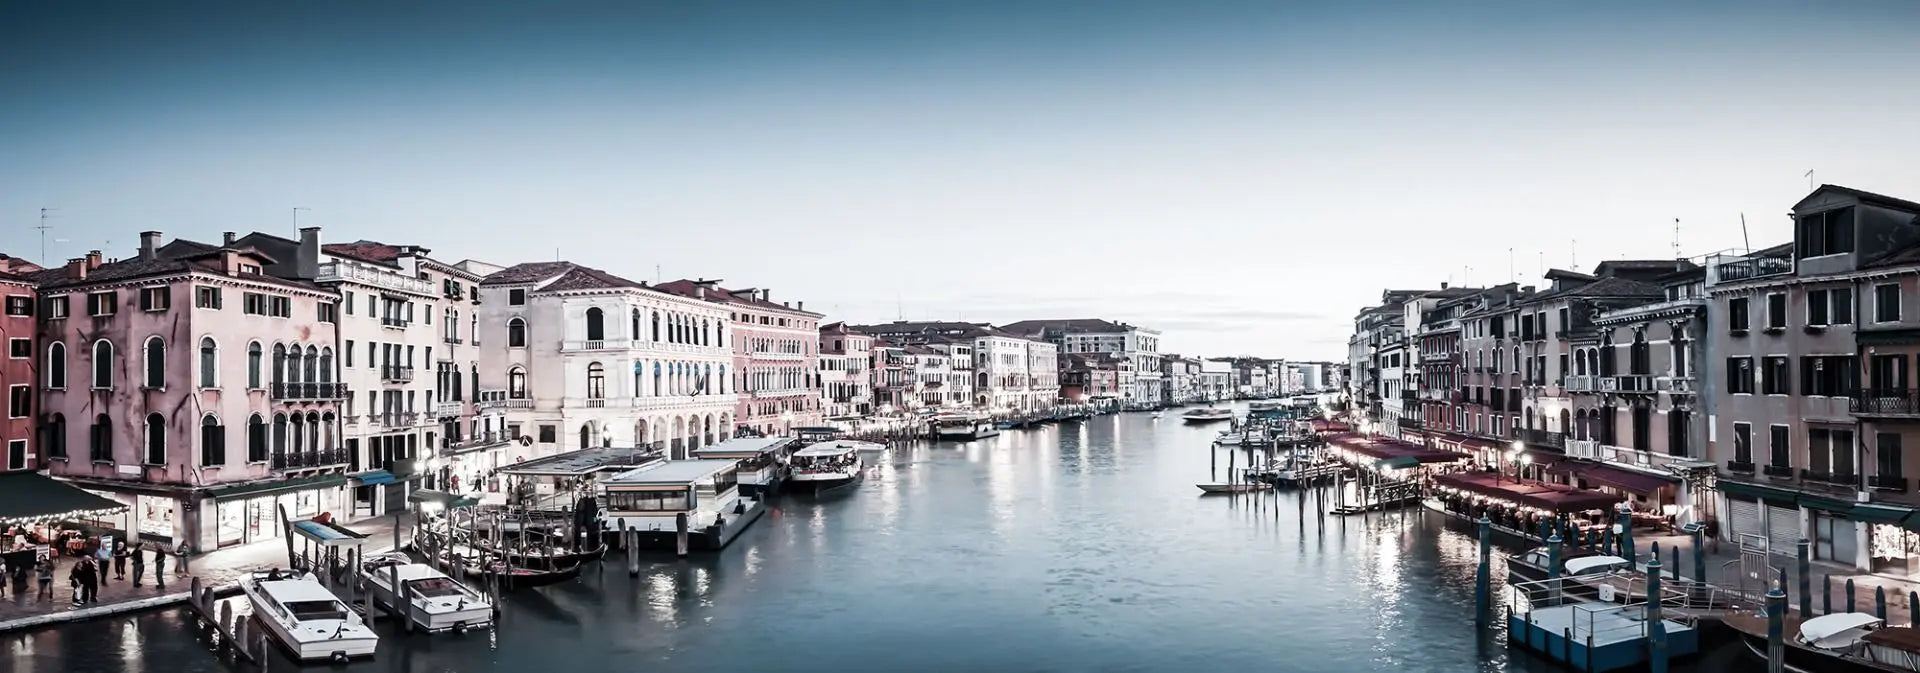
{"left": 67, "top": 561, "right": 83, "bottom": 606}
{"left": 36, "top": 559, "right": 54, "bottom": 602}
{"left": 130, "top": 543, "right": 145, "bottom": 587}
{"left": 112, "top": 541, "right": 128, "bottom": 580}
{"left": 151, "top": 545, "right": 166, "bottom": 589}
{"left": 95, "top": 541, "right": 113, "bottom": 585}
{"left": 78, "top": 558, "right": 98, "bottom": 604}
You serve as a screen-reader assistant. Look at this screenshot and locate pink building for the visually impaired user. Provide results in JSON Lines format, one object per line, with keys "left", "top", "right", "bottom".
{"left": 34, "top": 230, "right": 346, "bottom": 551}
{"left": 655, "top": 280, "right": 823, "bottom": 435}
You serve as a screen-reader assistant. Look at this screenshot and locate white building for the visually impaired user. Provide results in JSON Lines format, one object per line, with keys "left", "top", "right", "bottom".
{"left": 478, "top": 262, "right": 737, "bottom": 461}
{"left": 817, "top": 322, "right": 874, "bottom": 420}
{"left": 848, "top": 321, "right": 1052, "bottom": 412}
{"left": 1000, "top": 319, "right": 1159, "bottom": 406}
{"left": 922, "top": 338, "right": 974, "bottom": 409}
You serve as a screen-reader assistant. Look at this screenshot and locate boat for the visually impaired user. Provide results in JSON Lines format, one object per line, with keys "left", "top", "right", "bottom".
{"left": 1197, "top": 482, "right": 1272, "bottom": 494}
{"left": 835, "top": 440, "right": 890, "bottom": 455}
{"left": 602, "top": 459, "right": 770, "bottom": 551}
{"left": 933, "top": 413, "right": 1001, "bottom": 440}
{"left": 240, "top": 569, "right": 378, "bottom": 662}
{"left": 407, "top": 534, "right": 586, "bottom": 591}
{"left": 692, "top": 436, "right": 798, "bottom": 497}
{"left": 1273, "top": 462, "right": 1344, "bottom": 486}
{"left": 1723, "top": 611, "right": 1920, "bottom": 672}
{"left": 1150, "top": 411, "right": 1163, "bottom": 419}
{"left": 357, "top": 553, "right": 493, "bottom": 634}
{"left": 1182, "top": 407, "right": 1235, "bottom": 423}
{"left": 788, "top": 443, "right": 864, "bottom": 494}
{"left": 1214, "top": 431, "right": 1244, "bottom": 446}
{"left": 1504, "top": 545, "right": 1607, "bottom": 585}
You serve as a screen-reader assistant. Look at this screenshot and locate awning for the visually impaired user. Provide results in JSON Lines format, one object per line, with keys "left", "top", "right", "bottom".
{"left": 1849, "top": 503, "right": 1915, "bottom": 525}
{"left": 1565, "top": 462, "right": 1678, "bottom": 495}
{"left": 1716, "top": 479, "right": 1801, "bottom": 506}
{"left": 407, "top": 489, "right": 480, "bottom": 510}
{"left": 350, "top": 470, "right": 397, "bottom": 486}
{"left": 1799, "top": 494, "right": 1854, "bottom": 514}
{"left": 1377, "top": 456, "right": 1422, "bottom": 470}
{"left": 290, "top": 519, "right": 370, "bottom": 547}
{"left": 1433, "top": 471, "right": 1623, "bottom": 515}
{"left": 206, "top": 474, "right": 350, "bottom": 500}
{"left": 0, "top": 473, "right": 129, "bottom": 525}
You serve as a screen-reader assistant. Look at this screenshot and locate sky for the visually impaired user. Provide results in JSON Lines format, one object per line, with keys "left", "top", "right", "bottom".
{"left": 6, "top": 1, "right": 1920, "bottom": 360}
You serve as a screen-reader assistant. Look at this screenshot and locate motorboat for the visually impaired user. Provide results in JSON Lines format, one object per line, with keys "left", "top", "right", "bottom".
{"left": 933, "top": 414, "right": 1000, "bottom": 440}
{"left": 1197, "top": 482, "right": 1272, "bottom": 494}
{"left": 1182, "top": 407, "right": 1235, "bottom": 423}
{"left": 1723, "top": 611, "right": 1920, "bottom": 672}
{"left": 831, "top": 440, "right": 890, "bottom": 455}
{"left": 358, "top": 553, "right": 493, "bottom": 634}
{"left": 1150, "top": 411, "right": 1163, "bottom": 419}
{"left": 1214, "top": 431, "right": 1244, "bottom": 446}
{"left": 789, "top": 443, "right": 863, "bottom": 494}
{"left": 1504, "top": 546, "right": 1606, "bottom": 585}
{"left": 240, "top": 569, "right": 378, "bottom": 662}
{"left": 603, "top": 459, "right": 769, "bottom": 551}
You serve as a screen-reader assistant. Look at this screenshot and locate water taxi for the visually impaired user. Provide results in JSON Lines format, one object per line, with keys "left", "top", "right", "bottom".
{"left": 358, "top": 553, "right": 493, "bottom": 634}
{"left": 240, "top": 569, "right": 379, "bottom": 662}
{"left": 789, "top": 443, "right": 864, "bottom": 494}
{"left": 1182, "top": 407, "right": 1235, "bottom": 423}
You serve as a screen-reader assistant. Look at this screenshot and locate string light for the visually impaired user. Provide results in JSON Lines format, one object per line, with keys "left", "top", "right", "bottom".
{"left": 0, "top": 506, "right": 130, "bottom": 527}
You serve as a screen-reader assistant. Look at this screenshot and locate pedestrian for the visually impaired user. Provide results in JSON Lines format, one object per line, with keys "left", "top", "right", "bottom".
{"left": 67, "top": 561, "right": 83, "bottom": 606}
{"left": 152, "top": 544, "right": 166, "bottom": 589}
{"left": 130, "top": 543, "right": 145, "bottom": 587}
{"left": 95, "top": 540, "right": 113, "bottom": 585}
{"left": 36, "top": 559, "right": 54, "bottom": 601}
{"left": 112, "top": 541, "right": 128, "bottom": 580}
{"left": 79, "top": 558, "right": 98, "bottom": 604}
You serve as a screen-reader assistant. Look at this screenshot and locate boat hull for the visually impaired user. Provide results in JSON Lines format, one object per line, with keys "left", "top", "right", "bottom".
{"left": 1730, "top": 623, "right": 1898, "bottom": 673}
{"left": 623, "top": 496, "right": 769, "bottom": 551}
{"left": 240, "top": 582, "right": 378, "bottom": 662}
{"left": 1197, "top": 483, "right": 1271, "bottom": 494}
{"left": 791, "top": 470, "right": 861, "bottom": 495}
{"left": 360, "top": 574, "right": 494, "bottom": 633}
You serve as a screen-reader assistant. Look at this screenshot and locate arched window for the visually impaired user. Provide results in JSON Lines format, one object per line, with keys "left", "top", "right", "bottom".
{"left": 247, "top": 342, "right": 263, "bottom": 389}
{"left": 199, "top": 337, "right": 218, "bottom": 388}
{"left": 321, "top": 412, "right": 335, "bottom": 453}
{"left": 585, "top": 307, "right": 606, "bottom": 341}
{"left": 508, "top": 317, "right": 527, "bottom": 347}
{"left": 508, "top": 367, "right": 527, "bottom": 399}
{"left": 631, "top": 309, "right": 642, "bottom": 341}
{"left": 43, "top": 413, "right": 67, "bottom": 459}
{"left": 306, "top": 412, "right": 321, "bottom": 454}
{"left": 272, "top": 413, "right": 288, "bottom": 457}
{"left": 701, "top": 319, "right": 710, "bottom": 346}
{"left": 144, "top": 413, "right": 166, "bottom": 465}
{"left": 303, "top": 345, "right": 318, "bottom": 383}
{"left": 319, "top": 348, "right": 334, "bottom": 383}
{"left": 633, "top": 360, "right": 644, "bottom": 396}
{"left": 90, "top": 341, "right": 114, "bottom": 389}
{"left": 651, "top": 313, "right": 660, "bottom": 341}
{"left": 90, "top": 413, "right": 112, "bottom": 461}
{"left": 200, "top": 414, "right": 225, "bottom": 466}
{"left": 247, "top": 414, "right": 267, "bottom": 463}
{"left": 578, "top": 424, "right": 591, "bottom": 449}
{"left": 272, "top": 343, "right": 287, "bottom": 385}
{"left": 587, "top": 362, "right": 606, "bottom": 399}
{"left": 142, "top": 336, "right": 166, "bottom": 389}
{"left": 653, "top": 362, "right": 662, "bottom": 397}
{"left": 46, "top": 342, "right": 66, "bottom": 389}
{"left": 719, "top": 365, "right": 727, "bottom": 394}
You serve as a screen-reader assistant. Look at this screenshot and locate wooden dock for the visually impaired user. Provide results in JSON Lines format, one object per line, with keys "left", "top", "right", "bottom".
{"left": 182, "top": 576, "right": 267, "bottom": 665}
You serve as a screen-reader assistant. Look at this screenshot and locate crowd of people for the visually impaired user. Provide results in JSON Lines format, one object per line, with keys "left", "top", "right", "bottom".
{"left": 0, "top": 533, "right": 184, "bottom": 607}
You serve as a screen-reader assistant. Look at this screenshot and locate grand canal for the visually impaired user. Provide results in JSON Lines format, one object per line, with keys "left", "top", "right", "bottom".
{"left": 6, "top": 407, "right": 1744, "bottom": 673}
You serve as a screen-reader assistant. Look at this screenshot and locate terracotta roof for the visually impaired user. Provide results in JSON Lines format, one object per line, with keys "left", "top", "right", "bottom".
{"left": 539, "top": 266, "right": 646, "bottom": 292}
{"left": 999, "top": 318, "right": 1130, "bottom": 336}
{"left": 32, "top": 249, "right": 320, "bottom": 292}
{"left": 323, "top": 241, "right": 408, "bottom": 266}
{"left": 654, "top": 279, "right": 822, "bottom": 317}
{"left": 481, "top": 261, "right": 579, "bottom": 286}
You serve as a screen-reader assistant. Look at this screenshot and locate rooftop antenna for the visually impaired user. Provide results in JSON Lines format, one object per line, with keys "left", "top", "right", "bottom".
{"left": 655, "top": 265, "right": 661, "bottom": 284}
{"left": 1570, "top": 239, "right": 1577, "bottom": 269}
{"left": 1805, "top": 169, "right": 1816, "bottom": 192}
{"left": 292, "top": 206, "right": 310, "bottom": 235}
{"left": 1508, "top": 248, "right": 1515, "bottom": 283}
{"left": 1672, "top": 218, "right": 1682, "bottom": 259}
{"left": 896, "top": 292, "right": 903, "bottom": 320}
{"left": 554, "top": 247, "right": 560, "bottom": 261}
{"left": 36, "top": 208, "right": 58, "bottom": 263}
{"left": 1740, "top": 212, "right": 1751, "bottom": 254}
{"left": 1538, "top": 251, "right": 1544, "bottom": 278}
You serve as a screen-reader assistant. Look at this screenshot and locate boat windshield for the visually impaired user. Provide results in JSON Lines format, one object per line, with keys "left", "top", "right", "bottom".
{"left": 408, "top": 577, "right": 469, "bottom": 598}
{"left": 284, "top": 600, "right": 349, "bottom": 621}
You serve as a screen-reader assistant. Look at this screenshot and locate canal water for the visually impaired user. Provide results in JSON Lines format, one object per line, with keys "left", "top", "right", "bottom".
{"left": 6, "top": 407, "right": 1747, "bottom": 673}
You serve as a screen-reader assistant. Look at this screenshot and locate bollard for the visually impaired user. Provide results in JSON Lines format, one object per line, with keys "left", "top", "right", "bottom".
{"left": 1617, "top": 507, "right": 1634, "bottom": 564}
{"left": 389, "top": 562, "right": 409, "bottom": 632}
{"left": 1646, "top": 555, "right": 1667, "bottom": 673}
{"left": 257, "top": 633, "right": 270, "bottom": 670}
{"left": 617, "top": 520, "right": 628, "bottom": 551}
{"left": 1650, "top": 541, "right": 1661, "bottom": 575}
{"left": 220, "top": 601, "right": 233, "bottom": 639}
{"left": 1824, "top": 574, "right": 1833, "bottom": 615}
{"left": 1690, "top": 524, "right": 1705, "bottom": 584}
{"left": 1878, "top": 586, "right": 1889, "bottom": 621}
{"left": 627, "top": 529, "right": 640, "bottom": 576}
{"left": 675, "top": 513, "right": 690, "bottom": 558}
{"left": 1669, "top": 545, "right": 1680, "bottom": 580}
{"left": 1799, "top": 539, "right": 1813, "bottom": 617}
{"left": 233, "top": 619, "right": 249, "bottom": 658}
{"left": 1912, "top": 591, "right": 1919, "bottom": 628}
{"left": 1766, "top": 580, "right": 1786, "bottom": 673}
{"left": 1847, "top": 578, "right": 1858, "bottom": 614}
{"left": 201, "top": 586, "right": 215, "bottom": 614}
{"left": 1546, "top": 533, "right": 1563, "bottom": 585}
{"left": 1474, "top": 516, "right": 1491, "bottom": 630}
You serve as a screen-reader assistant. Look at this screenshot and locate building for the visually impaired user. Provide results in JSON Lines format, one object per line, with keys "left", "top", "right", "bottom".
{"left": 870, "top": 341, "right": 912, "bottom": 411}
{"left": 1159, "top": 354, "right": 1200, "bottom": 405}
{"left": 35, "top": 231, "right": 348, "bottom": 551}
{"left": 656, "top": 280, "right": 823, "bottom": 436}
{"left": 1060, "top": 353, "right": 1127, "bottom": 405}
{"left": 921, "top": 337, "right": 975, "bottom": 410}
{"left": 1000, "top": 319, "right": 1160, "bottom": 406}
{"left": 849, "top": 321, "right": 1055, "bottom": 411}
{"left": 477, "top": 262, "right": 736, "bottom": 460}
{"left": 1197, "top": 359, "right": 1232, "bottom": 402}
{"left": 817, "top": 322, "right": 874, "bottom": 421}
{"left": 1709, "top": 184, "right": 1920, "bottom": 573}
{"left": 2, "top": 259, "right": 37, "bottom": 473}
{"left": 1348, "top": 290, "right": 1429, "bottom": 434}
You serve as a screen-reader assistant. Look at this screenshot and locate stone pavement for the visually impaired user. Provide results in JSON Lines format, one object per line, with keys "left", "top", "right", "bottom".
{"left": 1619, "top": 531, "right": 1920, "bottom": 625}
{"left": 0, "top": 515, "right": 406, "bottom": 634}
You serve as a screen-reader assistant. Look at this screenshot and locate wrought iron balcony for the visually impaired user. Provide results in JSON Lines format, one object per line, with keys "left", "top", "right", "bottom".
{"left": 271, "top": 448, "right": 351, "bottom": 471}
{"left": 381, "top": 316, "right": 412, "bottom": 329}
{"left": 1609, "top": 375, "right": 1655, "bottom": 394}
{"left": 1870, "top": 475, "right": 1909, "bottom": 492}
{"left": 1516, "top": 428, "right": 1566, "bottom": 450}
{"left": 270, "top": 382, "right": 348, "bottom": 402}
{"left": 1852, "top": 388, "right": 1920, "bottom": 418}
{"left": 1716, "top": 256, "right": 1792, "bottom": 282}
{"left": 382, "top": 365, "right": 415, "bottom": 383}
{"left": 1563, "top": 375, "right": 1598, "bottom": 393}
{"left": 434, "top": 401, "right": 464, "bottom": 418}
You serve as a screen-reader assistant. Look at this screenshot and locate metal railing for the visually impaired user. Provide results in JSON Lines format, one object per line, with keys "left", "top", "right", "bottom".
{"left": 1563, "top": 375, "right": 1597, "bottom": 393}
{"left": 381, "top": 365, "right": 415, "bottom": 382}
{"left": 270, "top": 382, "right": 348, "bottom": 401}
{"left": 1716, "top": 256, "right": 1792, "bottom": 282}
{"left": 1852, "top": 388, "right": 1920, "bottom": 416}
{"left": 271, "top": 449, "right": 350, "bottom": 470}
{"left": 1516, "top": 428, "right": 1566, "bottom": 450}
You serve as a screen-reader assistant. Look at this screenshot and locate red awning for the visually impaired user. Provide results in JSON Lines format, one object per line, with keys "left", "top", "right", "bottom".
{"left": 1563, "top": 462, "right": 1678, "bottom": 495}
{"left": 1328, "top": 434, "right": 1470, "bottom": 465}
{"left": 1310, "top": 420, "right": 1352, "bottom": 433}
{"left": 1434, "top": 470, "right": 1623, "bottom": 514}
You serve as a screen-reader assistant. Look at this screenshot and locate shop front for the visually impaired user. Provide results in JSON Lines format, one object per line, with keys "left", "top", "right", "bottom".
{"left": 201, "top": 474, "right": 350, "bottom": 550}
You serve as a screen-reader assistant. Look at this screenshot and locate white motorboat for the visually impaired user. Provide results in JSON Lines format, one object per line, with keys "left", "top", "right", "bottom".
{"left": 1197, "top": 482, "right": 1272, "bottom": 494}
{"left": 1214, "top": 431, "right": 1244, "bottom": 446}
{"left": 1151, "top": 411, "right": 1163, "bottom": 419}
{"left": 1182, "top": 407, "right": 1235, "bottom": 423}
{"left": 832, "top": 440, "right": 890, "bottom": 455}
{"left": 790, "top": 443, "right": 863, "bottom": 494}
{"left": 240, "top": 569, "right": 378, "bottom": 662}
{"left": 931, "top": 414, "right": 999, "bottom": 440}
{"left": 359, "top": 553, "right": 493, "bottom": 634}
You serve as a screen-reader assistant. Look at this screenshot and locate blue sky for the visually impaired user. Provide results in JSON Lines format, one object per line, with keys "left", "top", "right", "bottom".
{"left": 6, "top": 1, "right": 1920, "bottom": 359}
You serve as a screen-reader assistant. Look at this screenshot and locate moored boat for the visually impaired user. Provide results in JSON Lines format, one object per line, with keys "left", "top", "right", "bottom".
{"left": 358, "top": 553, "right": 493, "bottom": 634}
{"left": 1723, "top": 611, "right": 1920, "bottom": 672}
{"left": 789, "top": 443, "right": 863, "bottom": 494}
{"left": 240, "top": 569, "right": 378, "bottom": 662}
{"left": 1197, "top": 482, "right": 1272, "bottom": 494}
{"left": 933, "top": 414, "right": 1000, "bottom": 440}
{"left": 1182, "top": 407, "right": 1234, "bottom": 423}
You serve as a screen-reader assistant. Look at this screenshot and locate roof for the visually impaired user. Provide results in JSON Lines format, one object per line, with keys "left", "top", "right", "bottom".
{"left": 257, "top": 577, "right": 341, "bottom": 603}
{"left": 323, "top": 240, "right": 410, "bottom": 266}
{"left": 0, "top": 473, "right": 129, "bottom": 523}
{"left": 606, "top": 459, "right": 739, "bottom": 485}
{"left": 692, "top": 436, "right": 797, "bottom": 457}
{"left": 479, "top": 261, "right": 577, "bottom": 285}
{"left": 290, "top": 519, "right": 370, "bottom": 546}
{"left": 794, "top": 444, "right": 860, "bottom": 457}
{"left": 498, "top": 446, "right": 660, "bottom": 476}
{"left": 654, "top": 279, "right": 823, "bottom": 317}
{"left": 998, "top": 318, "right": 1131, "bottom": 337}
{"left": 204, "top": 473, "right": 351, "bottom": 500}
{"left": 1795, "top": 184, "right": 1920, "bottom": 215}
{"left": 32, "top": 239, "right": 322, "bottom": 293}
{"left": 542, "top": 265, "right": 646, "bottom": 292}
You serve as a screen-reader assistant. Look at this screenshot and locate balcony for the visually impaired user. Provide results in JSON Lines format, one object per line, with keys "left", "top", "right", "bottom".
{"left": 1763, "top": 464, "right": 1794, "bottom": 478}
{"left": 434, "top": 401, "right": 464, "bottom": 418}
{"left": 380, "top": 316, "right": 412, "bottom": 329}
{"left": 478, "top": 398, "right": 534, "bottom": 410}
{"left": 271, "top": 448, "right": 351, "bottom": 471}
{"left": 443, "top": 335, "right": 464, "bottom": 345}
{"left": 1715, "top": 256, "right": 1793, "bottom": 282}
{"left": 1396, "top": 417, "right": 1423, "bottom": 430}
{"left": 563, "top": 339, "right": 641, "bottom": 352}
{"left": 1400, "top": 389, "right": 1419, "bottom": 402}
{"left": 372, "top": 412, "right": 421, "bottom": 427}
{"left": 1655, "top": 376, "right": 1697, "bottom": 395}
{"left": 271, "top": 382, "right": 348, "bottom": 402}
{"left": 1516, "top": 428, "right": 1566, "bottom": 450}
{"left": 1571, "top": 440, "right": 1698, "bottom": 474}
{"left": 1608, "top": 375, "right": 1654, "bottom": 394}
{"left": 1852, "top": 389, "right": 1920, "bottom": 418}
{"left": 381, "top": 365, "right": 415, "bottom": 383}
{"left": 442, "top": 432, "right": 514, "bottom": 456}
{"left": 315, "top": 262, "right": 435, "bottom": 295}
{"left": 1871, "top": 475, "right": 1909, "bottom": 492}
{"left": 1563, "top": 375, "right": 1597, "bottom": 393}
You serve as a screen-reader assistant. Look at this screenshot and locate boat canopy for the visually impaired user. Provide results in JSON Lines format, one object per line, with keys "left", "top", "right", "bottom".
{"left": 1799, "top": 612, "right": 1882, "bottom": 649}
{"left": 794, "top": 444, "right": 859, "bottom": 458}
{"left": 1564, "top": 555, "right": 1631, "bottom": 576}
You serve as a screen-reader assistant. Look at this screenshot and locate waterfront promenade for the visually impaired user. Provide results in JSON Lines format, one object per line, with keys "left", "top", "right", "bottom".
{"left": 0, "top": 515, "right": 406, "bottom": 634}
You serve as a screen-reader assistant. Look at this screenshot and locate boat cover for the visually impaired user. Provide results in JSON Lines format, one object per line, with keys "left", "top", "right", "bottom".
{"left": 1799, "top": 612, "right": 1882, "bottom": 649}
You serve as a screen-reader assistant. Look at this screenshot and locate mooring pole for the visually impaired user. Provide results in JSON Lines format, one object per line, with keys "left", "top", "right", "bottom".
{"left": 1766, "top": 580, "right": 1786, "bottom": 673}
{"left": 1647, "top": 554, "right": 1668, "bottom": 673}
{"left": 1877, "top": 585, "right": 1888, "bottom": 621}
{"left": 1689, "top": 524, "right": 1705, "bottom": 584}
{"left": 1847, "top": 578, "right": 1858, "bottom": 614}
{"left": 1799, "top": 539, "right": 1813, "bottom": 617}
{"left": 1475, "top": 515, "right": 1492, "bottom": 630}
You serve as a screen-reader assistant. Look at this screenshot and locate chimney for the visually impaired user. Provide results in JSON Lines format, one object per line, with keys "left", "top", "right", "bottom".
{"left": 1439, "top": 282, "right": 1449, "bottom": 290}
{"left": 85, "top": 250, "right": 102, "bottom": 269}
{"left": 222, "top": 231, "right": 237, "bottom": 246}
{"left": 696, "top": 286, "right": 707, "bottom": 300}
{"left": 761, "top": 289, "right": 770, "bottom": 302}
{"left": 797, "top": 301, "right": 804, "bottom": 311}
{"left": 139, "top": 231, "right": 161, "bottom": 261}
{"left": 65, "top": 257, "right": 88, "bottom": 280}
{"left": 297, "top": 227, "right": 321, "bottom": 280}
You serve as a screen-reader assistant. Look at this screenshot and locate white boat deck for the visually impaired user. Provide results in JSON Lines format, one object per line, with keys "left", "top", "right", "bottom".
{"left": 1522, "top": 603, "right": 1695, "bottom": 648}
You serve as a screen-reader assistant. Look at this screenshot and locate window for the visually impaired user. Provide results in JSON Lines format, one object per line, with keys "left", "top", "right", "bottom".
{"left": 4, "top": 296, "right": 31, "bottom": 316}
{"left": 89, "top": 414, "right": 112, "bottom": 462}
{"left": 1761, "top": 356, "right": 1790, "bottom": 395}
{"left": 1733, "top": 423, "right": 1753, "bottom": 465}
{"left": 507, "top": 318, "right": 527, "bottom": 348}
{"left": 195, "top": 286, "right": 222, "bottom": 309}
{"left": 1769, "top": 424, "right": 1790, "bottom": 468}
{"left": 247, "top": 342, "right": 263, "bottom": 388}
{"left": 143, "top": 336, "right": 166, "bottom": 389}
{"left": 1727, "top": 297, "right": 1750, "bottom": 332}
{"left": 538, "top": 424, "right": 556, "bottom": 443}
{"left": 200, "top": 415, "right": 225, "bottom": 466}
{"left": 587, "top": 362, "right": 605, "bottom": 398}
{"left": 1807, "top": 428, "right": 1855, "bottom": 479}
{"left": 247, "top": 414, "right": 268, "bottom": 463}
{"left": 46, "top": 342, "right": 66, "bottom": 389}
{"left": 586, "top": 307, "right": 605, "bottom": 341}
{"left": 508, "top": 367, "right": 527, "bottom": 398}
{"left": 344, "top": 340, "right": 354, "bottom": 368}
{"left": 268, "top": 296, "right": 290, "bottom": 318}
{"left": 92, "top": 340, "right": 114, "bottom": 389}
{"left": 139, "top": 287, "right": 170, "bottom": 312}
{"left": 318, "top": 302, "right": 337, "bottom": 323}
{"left": 42, "top": 296, "right": 68, "bottom": 319}
{"left": 8, "top": 338, "right": 27, "bottom": 359}
{"left": 509, "top": 289, "right": 526, "bottom": 306}
{"left": 1765, "top": 293, "right": 1787, "bottom": 329}
{"left": 1800, "top": 355, "right": 1858, "bottom": 397}
{"left": 1877, "top": 433, "right": 1903, "bottom": 480}
{"left": 243, "top": 292, "right": 267, "bottom": 315}
{"left": 43, "top": 413, "right": 66, "bottom": 459}
{"left": 344, "top": 291, "right": 355, "bottom": 315}
{"left": 1797, "top": 207, "right": 1855, "bottom": 259}
{"left": 8, "top": 385, "right": 27, "bottom": 418}
{"left": 1726, "top": 357, "right": 1755, "bottom": 394}
{"left": 1876, "top": 284, "right": 1902, "bottom": 323}
{"left": 197, "top": 337, "right": 218, "bottom": 388}
{"left": 144, "top": 413, "right": 166, "bottom": 465}
{"left": 1805, "top": 287, "right": 1853, "bottom": 326}
{"left": 88, "top": 291, "right": 117, "bottom": 316}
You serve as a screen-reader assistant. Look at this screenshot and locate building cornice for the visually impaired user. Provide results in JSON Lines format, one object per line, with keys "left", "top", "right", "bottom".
{"left": 1710, "top": 265, "right": 1920, "bottom": 295}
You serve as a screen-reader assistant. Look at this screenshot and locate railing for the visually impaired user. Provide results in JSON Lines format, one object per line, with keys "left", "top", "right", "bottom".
{"left": 1563, "top": 375, "right": 1597, "bottom": 393}
{"left": 315, "top": 262, "right": 435, "bottom": 294}
{"left": 1571, "top": 440, "right": 1696, "bottom": 474}
{"left": 270, "top": 382, "right": 348, "bottom": 401}
{"left": 442, "top": 335, "right": 464, "bottom": 345}
{"left": 563, "top": 339, "right": 641, "bottom": 351}
{"left": 1396, "top": 417, "right": 1422, "bottom": 429}
{"left": 1516, "top": 428, "right": 1566, "bottom": 450}
{"left": 478, "top": 398, "right": 534, "bottom": 410}
{"left": 1852, "top": 388, "right": 1920, "bottom": 416}
{"left": 382, "top": 365, "right": 415, "bottom": 382}
{"left": 433, "top": 401, "right": 464, "bottom": 417}
{"left": 380, "top": 316, "right": 411, "bottom": 329}
{"left": 271, "top": 448, "right": 351, "bottom": 471}
{"left": 1610, "top": 374, "right": 1654, "bottom": 393}
{"left": 1656, "top": 376, "right": 1697, "bottom": 394}
{"left": 1716, "top": 256, "right": 1793, "bottom": 282}
{"left": 1871, "top": 475, "right": 1909, "bottom": 492}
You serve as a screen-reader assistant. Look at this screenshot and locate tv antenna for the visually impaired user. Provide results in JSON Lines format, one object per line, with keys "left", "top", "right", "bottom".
{"left": 292, "top": 206, "right": 311, "bottom": 234}
{"left": 36, "top": 208, "right": 59, "bottom": 263}
{"left": 1740, "top": 213, "right": 1751, "bottom": 253}
{"left": 1672, "top": 218, "right": 1682, "bottom": 258}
